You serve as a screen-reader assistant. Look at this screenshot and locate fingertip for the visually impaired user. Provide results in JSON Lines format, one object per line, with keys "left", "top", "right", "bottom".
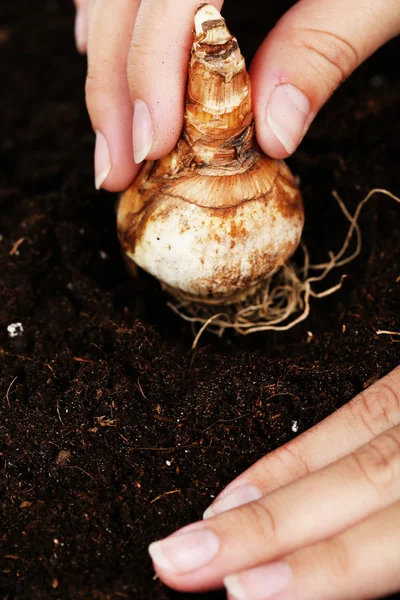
{"left": 96, "top": 163, "right": 141, "bottom": 193}
{"left": 145, "top": 134, "right": 180, "bottom": 162}
{"left": 132, "top": 99, "right": 153, "bottom": 164}
{"left": 97, "top": 169, "right": 140, "bottom": 193}
{"left": 132, "top": 95, "right": 184, "bottom": 162}
{"left": 94, "top": 130, "right": 140, "bottom": 193}
{"left": 202, "top": 506, "right": 215, "bottom": 520}
{"left": 127, "top": 0, "right": 220, "bottom": 161}
{"left": 74, "top": 8, "right": 88, "bottom": 55}
{"left": 253, "top": 83, "right": 311, "bottom": 160}
{"left": 249, "top": 0, "right": 399, "bottom": 162}
{"left": 255, "top": 127, "right": 292, "bottom": 160}
{"left": 94, "top": 131, "right": 111, "bottom": 190}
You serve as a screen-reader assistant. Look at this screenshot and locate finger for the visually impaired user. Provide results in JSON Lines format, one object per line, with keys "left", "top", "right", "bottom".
{"left": 86, "top": 0, "right": 141, "bottom": 191}
{"left": 73, "top": 0, "right": 91, "bottom": 54}
{"left": 148, "top": 422, "right": 400, "bottom": 592}
{"left": 127, "top": 0, "right": 224, "bottom": 164}
{"left": 225, "top": 499, "right": 400, "bottom": 600}
{"left": 204, "top": 365, "right": 400, "bottom": 518}
{"left": 250, "top": 0, "right": 400, "bottom": 158}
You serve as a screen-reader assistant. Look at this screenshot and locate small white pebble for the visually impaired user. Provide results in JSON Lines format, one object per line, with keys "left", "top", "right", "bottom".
{"left": 166, "top": 460, "right": 171, "bottom": 466}
{"left": 67, "top": 282, "right": 74, "bottom": 290}
{"left": 7, "top": 322, "right": 24, "bottom": 338}
{"left": 99, "top": 250, "right": 109, "bottom": 260}
{"left": 291, "top": 420, "right": 298, "bottom": 433}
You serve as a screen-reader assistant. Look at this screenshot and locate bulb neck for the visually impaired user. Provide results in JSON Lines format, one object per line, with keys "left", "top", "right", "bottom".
{"left": 183, "top": 5, "right": 257, "bottom": 170}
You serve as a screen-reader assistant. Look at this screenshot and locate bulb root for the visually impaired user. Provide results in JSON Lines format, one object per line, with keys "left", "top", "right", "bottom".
{"left": 166, "top": 188, "right": 400, "bottom": 346}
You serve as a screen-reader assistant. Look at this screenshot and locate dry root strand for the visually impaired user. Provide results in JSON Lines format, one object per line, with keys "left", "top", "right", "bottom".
{"left": 167, "top": 188, "right": 400, "bottom": 347}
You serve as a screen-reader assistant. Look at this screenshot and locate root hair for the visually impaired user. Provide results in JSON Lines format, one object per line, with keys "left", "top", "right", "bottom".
{"left": 166, "top": 189, "right": 400, "bottom": 347}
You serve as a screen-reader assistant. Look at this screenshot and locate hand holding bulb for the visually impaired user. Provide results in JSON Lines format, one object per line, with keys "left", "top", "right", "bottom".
{"left": 74, "top": 0, "right": 400, "bottom": 193}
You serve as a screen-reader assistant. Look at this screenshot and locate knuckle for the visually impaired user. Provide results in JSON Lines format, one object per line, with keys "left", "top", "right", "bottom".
{"left": 85, "top": 73, "right": 102, "bottom": 114}
{"left": 84, "top": 73, "right": 97, "bottom": 118}
{"left": 352, "top": 430, "right": 400, "bottom": 492}
{"left": 375, "top": 380, "right": 400, "bottom": 423}
{"left": 273, "top": 444, "right": 311, "bottom": 480}
{"left": 129, "top": 40, "right": 155, "bottom": 61}
{"left": 127, "top": 41, "right": 155, "bottom": 86}
{"left": 243, "top": 499, "right": 278, "bottom": 545}
{"left": 354, "top": 378, "right": 400, "bottom": 436}
{"left": 85, "top": 72, "right": 99, "bottom": 99}
{"left": 323, "top": 536, "right": 351, "bottom": 582}
{"left": 85, "top": 71, "right": 118, "bottom": 111}
{"left": 294, "top": 27, "right": 359, "bottom": 87}
{"left": 127, "top": 3, "right": 167, "bottom": 74}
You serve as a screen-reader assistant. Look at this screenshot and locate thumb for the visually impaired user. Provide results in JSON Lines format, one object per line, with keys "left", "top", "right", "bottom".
{"left": 250, "top": 0, "right": 400, "bottom": 159}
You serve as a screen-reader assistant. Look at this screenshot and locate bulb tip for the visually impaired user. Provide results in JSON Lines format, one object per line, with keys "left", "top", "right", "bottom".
{"left": 194, "top": 3, "right": 223, "bottom": 36}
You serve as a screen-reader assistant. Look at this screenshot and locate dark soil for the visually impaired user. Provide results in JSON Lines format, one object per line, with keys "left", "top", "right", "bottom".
{"left": 1, "top": 1, "right": 399, "bottom": 599}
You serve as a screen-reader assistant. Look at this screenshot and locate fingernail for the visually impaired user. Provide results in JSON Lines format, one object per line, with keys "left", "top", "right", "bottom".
{"left": 203, "top": 485, "right": 263, "bottom": 519}
{"left": 94, "top": 131, "right": 111, "bottom": 190}
{"left": 74, "top": 9, "right": 86, "bottom": 54}
{"left": 148, "top": 529, "right": 219, "bottom": 574}
{"left": 132, "top": 99, "right": 153, "bottom": 164}
{"left": 266, "top": 84, "right": 310, "bottom": 154}
{"left": 224, "top": 561, "right": 292, "bottom": 600}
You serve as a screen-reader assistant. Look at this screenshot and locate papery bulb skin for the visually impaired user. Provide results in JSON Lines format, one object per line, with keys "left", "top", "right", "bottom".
{"left": 117, "top": 3, "right": 304, "bottom": 305}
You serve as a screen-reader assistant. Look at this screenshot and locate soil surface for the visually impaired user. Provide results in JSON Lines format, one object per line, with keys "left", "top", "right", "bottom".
{"left": 1, "top": 1, "right": 399, "bottom": 599}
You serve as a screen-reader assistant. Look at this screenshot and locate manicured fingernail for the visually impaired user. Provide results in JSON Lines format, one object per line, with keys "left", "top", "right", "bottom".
{"left": 224, "top": 561, "right": 292, "bottom": 600}
{"left": 94, "top": 131, "right": 111, "bottom": 190}
{"left": 148, "top": 529, "right": 219, "bottom": 574}
{"left": 266, "top": 84, "right": 310, "bottom": 154}
{"left": 132, "top": 99, "right": 153, "bottom": 164}
{"left": 203, "top": 485, "right": 263, "bottom": 519}
{"left": 74, "top": 9, "right": 86, "bottom": 54}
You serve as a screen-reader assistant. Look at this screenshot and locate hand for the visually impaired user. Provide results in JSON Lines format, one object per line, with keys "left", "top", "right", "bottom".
{"left": 147, "top": 365, "right": 400, "bottom": 599}
{"left": 74, "top": 0, "right": 400, "bottom": 192}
